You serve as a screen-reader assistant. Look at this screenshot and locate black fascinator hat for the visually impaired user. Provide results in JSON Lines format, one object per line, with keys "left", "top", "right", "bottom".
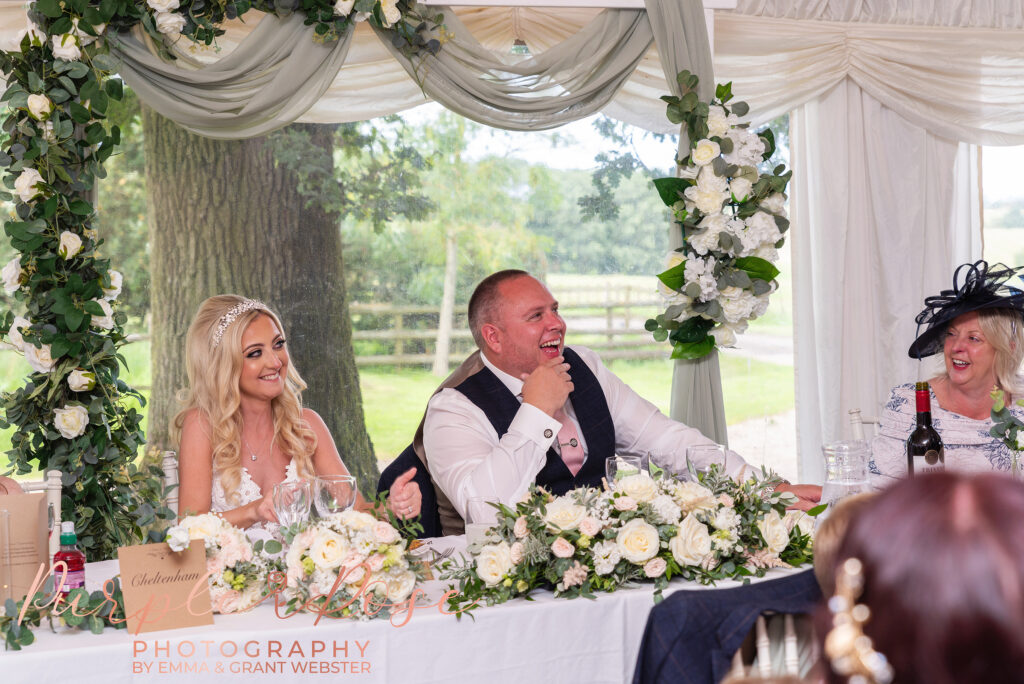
{"left": 908, "top": 261, "right": 1024, "bottom": 359}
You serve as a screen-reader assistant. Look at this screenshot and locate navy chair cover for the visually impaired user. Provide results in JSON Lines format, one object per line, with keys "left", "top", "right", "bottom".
{"left": 376, "top": 444, "right": 443, "bottom": 539}
{"left": 632, "top": 568, "right": 821, "bottom": 684}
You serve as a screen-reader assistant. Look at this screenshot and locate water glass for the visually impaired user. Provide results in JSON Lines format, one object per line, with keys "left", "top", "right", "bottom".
{"left": 605, "top": 455, "right": 645, "bottom": 489}
{"left": 273, "top": 480, "right": 311, "bottom": 529}
{"left": 686, "top": 444, "right": 728, "bottom": 480}
{"left": 819, "top": 441, "right": 870, "bottom": 515}
{"left": 465, "top": 497, "right": 496, "bottom": 548}
{"left": 313, "top": 475, "right": 357, "bottom": 517}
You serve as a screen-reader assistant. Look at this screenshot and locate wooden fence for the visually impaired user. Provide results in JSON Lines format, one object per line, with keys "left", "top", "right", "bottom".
{"left": 351, "top": 284, "right": 669, "bottom": 367}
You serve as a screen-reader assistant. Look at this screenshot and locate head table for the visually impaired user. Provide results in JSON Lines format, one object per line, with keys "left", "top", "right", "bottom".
{"left": 1, "top": 536, "right": 819, "bottom": 684}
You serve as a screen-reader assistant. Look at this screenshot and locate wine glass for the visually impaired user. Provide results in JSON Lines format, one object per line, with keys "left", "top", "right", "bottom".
{"left": 273, "top": 480, "right": 311, "bottom": 529}
{"left": 686, "top": 444, "right": 727, "bottom": 480}
{"left": 605, "top": 455, "right": 644, "bottom": 489}
{"left": 465, "top": 497, "right": 496, "bottom": 549}
{"left": 313, "top": 475, "right": 357, "bottom": 518}
{"left": 648, "top": 451, "right": 686, "bottom": 481}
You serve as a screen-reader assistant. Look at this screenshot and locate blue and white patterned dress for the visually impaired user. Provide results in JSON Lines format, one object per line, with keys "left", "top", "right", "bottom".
{"left": 868, "top": 382, "right": 1024, "bottom": 487}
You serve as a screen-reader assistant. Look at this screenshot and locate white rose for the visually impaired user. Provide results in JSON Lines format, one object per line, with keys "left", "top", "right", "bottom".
{"left": 475, "top": 542, "right": 512, "bottom": 587}
{"left": 337, "top": 509, "right": 376, "bottom": 531}
{"left": 670, "top": 514, "right": 712, "bottom": 566}
{"left": 758, "top": 510, "right": 790, "bottom": 555}
{"left": 53, "top": 404, "right": 89, "bottom": 439}
{"left": 90, "top": 298, "right": 114, "bottom": 330}
{"left": 615, "top": 518, "right": 660, "bottom": 564}
{"left": 672, "top": 481, "right": 717, "bottom": 515}
{"left": 761, "top": 192, "right": 786, "bottom": 214}
{"left": 51, "top": 34, "right": 81, "bottom": 61}
{"left": 2, "top": 257, "right": 22, "bottom": 294}
{"left": 59, "top": 231, "right": 83, "bottom": 259}
{"left": 155, "top": 12, "right": 187, "bottom": 36}
{"left": 730, "top": 177, "right": 753, "bottom": 202}
{"left": 683, "top": 184, "right": 729, "bottom": 217}
{"left": 67, "top": 368, "right": 96, "bottom": 392}
{"left": 147, "top": 0, "right": 180, "bottom": 11}
{"left": 70, "top": 19, "right": 104, "bottom": 46}
{"left": 382, "top": 568, "right": 416, "bottom": 602}
{"left": 25, "top": 343, "right": 56, "bottom": 373}
{"left": 544, "top": 497, "right": 587, "bottom": 531}
{"left": 309, "top": 530, "right": 349, "bottom": 570}
{"left": 613, "top": 495, "right": 637, "bottom": 512}
{"left": 380, "top": 0, "right": 401, "bottom": 26}
{"left": 689, "top": 139, "right": 721, "bottom": 166}
{"left": 15, "top": 168, "right": 44, "bottom": 203}
{"left": 784, "top": 510, "right": 814, "bottom": 538}
{"left": 643, "top": 557, "right": 667, "bottom": 578}
{"left": 333, "top": 0, "right": 355, "bottom": 15}
{"left": 166, "top": 526, "right": 191, "bottom": 552}
{"left": 102, "top": 270, "right": 123, "bottom": 301}
{"left": 551, "top": 537, "right": 575, "bottom": 558}
{"left": 15, "top": 23, "right": 47, "bottom": 49}
{"left": 26, "top": 94, "right": 53, "bottom": 120}
{"left": 706, "top": 105, "right": 734, "bottom": 138}
{"left": 617, "top": 473, "right": 659, "bottom": 503}
{"left": 710, "top": 324, "right": 737, "bottom": 348}
{"left": 592, "top": 541, "right": 621, "bottom": 576}
{"left": 7, "top": 316, "right": 30, "bottom": 348}
{"left": 712, "top": 507, "right": 741, "bottom": 531}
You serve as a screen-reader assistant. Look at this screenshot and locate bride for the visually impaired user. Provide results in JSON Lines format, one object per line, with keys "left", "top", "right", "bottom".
{"left": 175, "top": 295, "right": 420, "bottom": 530}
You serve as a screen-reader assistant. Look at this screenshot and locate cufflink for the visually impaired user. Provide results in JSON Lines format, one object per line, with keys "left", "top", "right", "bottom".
{"left": 543, "top": 428, "right": 553, "bottom": 438}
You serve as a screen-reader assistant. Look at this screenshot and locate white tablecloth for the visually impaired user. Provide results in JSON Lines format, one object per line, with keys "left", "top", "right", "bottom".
{"left": 2, "top": 537, "right": 812, "bottom": 684}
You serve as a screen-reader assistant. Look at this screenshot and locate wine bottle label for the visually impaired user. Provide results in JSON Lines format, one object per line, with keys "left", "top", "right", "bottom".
{"left": 925, "top": 449, "right": 941, "bottom": 466}
{"left": 60, "top": 570, "right": 85, "bottom": 593}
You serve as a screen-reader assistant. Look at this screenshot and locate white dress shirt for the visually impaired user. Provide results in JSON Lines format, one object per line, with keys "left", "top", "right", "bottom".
{"left": 423, "top": 345, "right": 750, "bottom": 520}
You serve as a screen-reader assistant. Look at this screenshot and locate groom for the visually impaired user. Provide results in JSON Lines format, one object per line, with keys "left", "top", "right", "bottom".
{"left": 421, "top": 270, "right": 820, "bottom": 534}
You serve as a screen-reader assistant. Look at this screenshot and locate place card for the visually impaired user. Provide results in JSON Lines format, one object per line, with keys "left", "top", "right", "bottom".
{"left": 0, "top": 493, "right": 48, "bottom": 601}
{"left": 117, "top": 541, "right": 214, "bottom": 634}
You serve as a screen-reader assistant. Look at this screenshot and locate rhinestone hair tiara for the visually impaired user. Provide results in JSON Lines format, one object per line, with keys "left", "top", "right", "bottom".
{"left": 212, "top": 299, "right": 267, "bottom": 348}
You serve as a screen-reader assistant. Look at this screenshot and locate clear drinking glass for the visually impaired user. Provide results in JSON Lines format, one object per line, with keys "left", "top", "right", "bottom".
{"left": 605, "top": 455, "right": 645, "bottom": 488}
{"left": 648, "top": 451, "right": 686, "bottom": 481}
{"left": 313, "top": 475, "right": 357, "bottom": 517}
{"left": 465, "top": 497, "right": 496, "bottom": 548}
{"left": 273, "top": 480, "right": 312, "bottom": 529}
{"left": 686, "top": 444, "right": 728, "bottom": 480}
{"left": 818, "top": 441, "right": 870, "bottom": 523}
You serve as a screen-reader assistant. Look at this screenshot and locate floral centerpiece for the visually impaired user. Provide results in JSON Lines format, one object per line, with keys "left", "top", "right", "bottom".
{"left": 647, "top": 71, "right": 792, "bottom": 359}
{"left": 441, "top": 467, "right": 814, "bottom": 613}
{"left": 166, "top": 513, "right": 281, "bottom": 613}
{"left": 991, "top": 389, "right": 1024, "bottom": 474}
{"left": 282, "top": 509, "right": 425, "bottom": 620}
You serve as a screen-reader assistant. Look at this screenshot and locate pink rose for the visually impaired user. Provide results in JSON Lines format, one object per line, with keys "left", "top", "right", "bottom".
{"left": 614, "top": 496, "right": 637, "bottom": 512}
{"left": 510, "top": 541, "right": 524, "bottom": 565}
{"left": 366, "top": 553, "right": 385, "bottom": 572}
{"left": 718, "top": 494, "right": 734, "bottom": 507}
{"left": 514, "top": 516, "right": 529, "bottom": 538}
{"left": 644, "top": 557, "right": 667, "bottom": 578}
{"left": 212, "top": 589, "right": 241, "bottom": 614}
{"left": 551, "top": 537, "right": 575, "bottom": 558}
{"left": 579, "top": 516, "right": 602, "bottom": 537}
{"left": 373, "top": 521, "right": 400, "bottom": 544}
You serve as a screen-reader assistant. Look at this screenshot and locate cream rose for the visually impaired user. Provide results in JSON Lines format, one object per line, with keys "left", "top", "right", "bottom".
{"left": 578, "top": 516, "right": 602, "bottom": 538}
{"left": 617, "top": 473, "right": 659, "bottom": 503}
{"left": 51, "top": 34, "right": 81, "bottom": 61}
{"left": 551, "top": 537, "right": 575, "bottom": 558}
{"left": 7, "top": 316, "right": 29, "bottom": 348}
{"left": 382, "top": 568, "right": 416, "bottom": 602}
{"left": 672, "top": 481, "right": 717, "bottom": 515}
{"left": 27, "top": 94, "right": 53, "bottom": 120}
{"left": 670, "top": 513, "right": 712, "bottom": 566}
{"left": 684, "top": 184, "right": 729, "bottom": 216}
{"left": 102, "top": 270, "right": 123, "bottom": 301}
{"left": 373, "top": 521, "right": 400, "bottom": 545}
{"left": 67, "top": 368, "right": 96, "bottom": 392}
{"left": 53, "top": 404, "right": 89, "bottom": 439}
{"left": 337, "top": 509, "right": 376, "bottom": 531}
{"left": 2, "top": 257, "right": 22, "bottom": 295}
{"left": 544, "top": 497, "right": 587, "bottom": 531}
{"left": 613, "top": 495, "right": 637, "bottom": 512}
{"left": 90, "top": 298, "right": 114, "bottom": 330}
{"left": 166, "top": 526, "right": 191, "bottom": 552}
{"left": 690, "top": 139, "right": 721, "bottom": 166}
{"left": 15, "top": 168, "right": 44, "bottom": 203}
{"left": 616, "top": 518, "right": 660, "bottom": 564}
{"left": 309, "top": 530, "right": 349, "bottom": 570}
{"left": 706, "top": 105, "right": 733, "bottom": 138}
{"left": 184, "top": 513, "right": 225, "bottom": 544}
{"left": 333, "top": 0, "right": 355, "bottom": 15}
{"left": 784, "top": 510, "right": 814, "bottom": 537}
{"left": 59, "top": 231, "right": 83, "bottom": 259}
{"left": 147, "top": 0, "right": 180, "bottom": 11}
{"left": 155, "top": 11, "right": 186, "bottom": 36}
{"left": 379, "top": 0, "right": 401, "bottom": 26}
{"left": 475, "top": 542, "right": 512, "bottom": 587}
{"left": 25, "top": 343, "right": 56, "bottom": 373}
{"left": 758, "top": 510, "right": 790, "bottom": 555}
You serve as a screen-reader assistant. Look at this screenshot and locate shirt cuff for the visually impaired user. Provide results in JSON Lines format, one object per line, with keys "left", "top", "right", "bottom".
{"left": 511, "top": 402, "right": 562, "bottom": 448}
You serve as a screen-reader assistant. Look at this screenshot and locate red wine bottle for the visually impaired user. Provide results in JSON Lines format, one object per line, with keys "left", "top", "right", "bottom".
{"left": 906, "top": 382, "right": 944, "bottom": 475}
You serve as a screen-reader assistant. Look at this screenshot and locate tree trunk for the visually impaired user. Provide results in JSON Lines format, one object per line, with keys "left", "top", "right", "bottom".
{"left": 142, "top": 107, "right": 379, "bottom": 493}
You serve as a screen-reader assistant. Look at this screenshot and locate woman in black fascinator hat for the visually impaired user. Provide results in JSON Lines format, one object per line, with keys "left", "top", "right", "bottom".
{"left": 867, "top": 261, "right": 1024, "bottom": 486}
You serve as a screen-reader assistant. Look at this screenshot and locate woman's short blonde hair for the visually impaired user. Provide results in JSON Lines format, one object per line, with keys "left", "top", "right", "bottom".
{"left": 976, "top": 307, "right": 1024, "bottom": 398}
{"left": 173, "top": 295, "right": 316, "bottom": 505}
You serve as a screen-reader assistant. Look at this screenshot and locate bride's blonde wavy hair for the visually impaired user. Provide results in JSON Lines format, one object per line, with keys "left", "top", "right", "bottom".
{"left": 173, "top": 295, "right": 316, "bottom": 506}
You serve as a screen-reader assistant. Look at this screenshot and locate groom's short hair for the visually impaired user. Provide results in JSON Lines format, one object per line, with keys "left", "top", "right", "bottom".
{"left": 468, "top": 269, "right": 529, "bottom": 348}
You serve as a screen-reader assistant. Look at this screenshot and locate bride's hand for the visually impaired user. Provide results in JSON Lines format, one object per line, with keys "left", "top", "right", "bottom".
{"left": 387, "top": 468, "right": 422, "bottom": 520}
{"left": 253, "top": 493, "right": 279, "bottom": 524}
